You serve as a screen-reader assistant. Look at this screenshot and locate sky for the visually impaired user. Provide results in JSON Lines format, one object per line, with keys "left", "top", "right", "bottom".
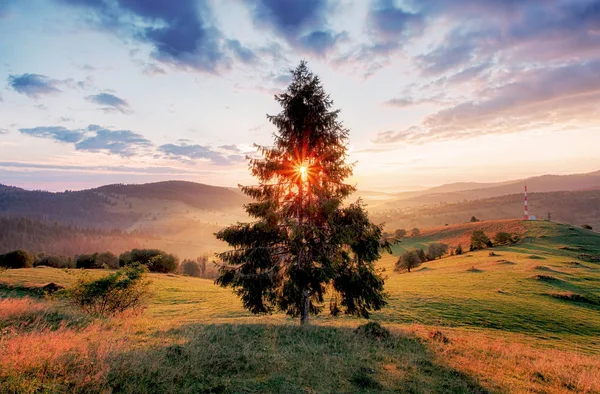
{"left": 0, "top": 0, "right": 599, "bottom": 192}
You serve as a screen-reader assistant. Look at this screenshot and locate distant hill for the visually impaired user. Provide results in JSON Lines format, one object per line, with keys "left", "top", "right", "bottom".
{"left": 93, "top": 181, "right": 248, "bottom": 212}
{"left": 374, "top": 189, "right": 600, "bottom": 231}
{"left": 381, "top": 170, "right": 600, "bottom": 209}
{"left": 0, "top": 181, "right": 248, "bottom": 230}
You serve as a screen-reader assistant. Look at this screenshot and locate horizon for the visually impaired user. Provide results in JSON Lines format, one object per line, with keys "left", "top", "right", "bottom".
{"left": 2, "top": 1, "right": 600, "bottom": 191}
{"left": 3, "top": 166, "right": 600, "bottom": 194}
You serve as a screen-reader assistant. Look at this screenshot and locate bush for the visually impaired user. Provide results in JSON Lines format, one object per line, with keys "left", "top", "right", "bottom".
{"left": 470, "top": 216, "right": 479, "bottom": 222}
{"left": 0, "top": 250, "right": 34, "bottom": 268}
{"left": 410, "top": 227, "right": 420, "bottom": 237}
{"left": 470, "top": 230, "right": 491, "bottom": 251}
{"left": 455, "top": 244, "right": 463, "bottom": 255}
{"left": 494, "top": 231, "right": 512, "bottom": 245}
{"left": 582, "top": 224, "right": 593, "bottom": 230}
{"left": 63, "top": 263, "right": 151, "bottom": 317}
{"left": 119, "top": 249, "right": 179, "bottom": 273}
{"left": 395, "top": 250, "right": 422, "bottom": 272}
{"left": 355, "top": 322, "right": 391, "bottom": 341}
{"left": 181, "top": 259, "right": 201, "bottom": 277}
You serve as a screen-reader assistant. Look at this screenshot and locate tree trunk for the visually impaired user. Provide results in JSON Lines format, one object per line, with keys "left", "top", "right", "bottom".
{"left": 300, "top": 289, "right": 310, "bottom": 325}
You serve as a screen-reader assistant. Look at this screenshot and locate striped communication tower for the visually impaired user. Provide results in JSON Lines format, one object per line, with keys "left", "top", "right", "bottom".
{"left": 524, "top": 184, "right": 529, "bottom": 220}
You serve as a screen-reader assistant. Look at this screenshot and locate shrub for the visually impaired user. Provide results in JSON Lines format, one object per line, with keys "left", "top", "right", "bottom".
{"left": 455, "top": 244, "right": 463, "bottom": 255}
{"left": 119, "top": 249, "right": 179, "bottom": 273}
{"left": 181, "top": 259, "right": 201, "bottom": 277}
{"left": 470, "top": 216, "right": 479, "bottom": 222}
{"left": 410, "top": 227, "right": 420, "bottom": 237}
{"left": 355, "top": 322, "right": 390, "bottom": 341}
{"left": 395, "top": 250, "right": 422, "bottom": 272}
{"left": 0, "top": 250, "right": 34, "bottom": 268}
{"left": 63, "top": 263, "right": 151, "bottom": 317}
{"left": 582, "top": 224, "right": 593, "bottom": 230}
{"left": 470, "top": 230, "right": 491, "bottom": 250}
{"left": 494, "top": 231, "right": 512, "bottom": 245}
{"left": 429, "top": 330, "right": 450, "bottom": 344}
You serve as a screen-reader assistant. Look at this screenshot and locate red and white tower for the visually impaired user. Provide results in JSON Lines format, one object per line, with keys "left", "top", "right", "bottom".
{"left": 524, "top": 184, "right": 529, "bottom": 220}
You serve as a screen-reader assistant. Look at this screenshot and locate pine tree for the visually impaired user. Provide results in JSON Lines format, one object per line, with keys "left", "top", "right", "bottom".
{"left": 216, "top": 61, "right": 390, "bottom": 325}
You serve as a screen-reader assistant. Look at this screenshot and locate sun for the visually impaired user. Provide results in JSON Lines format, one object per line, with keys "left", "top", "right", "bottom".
{"left": 298, "top": 165, "right": 308, "bottom": 179}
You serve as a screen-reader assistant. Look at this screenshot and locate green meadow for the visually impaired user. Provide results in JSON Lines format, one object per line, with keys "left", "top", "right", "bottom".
{"left": 1, "top": 220, "right": 599, "bottom": 393}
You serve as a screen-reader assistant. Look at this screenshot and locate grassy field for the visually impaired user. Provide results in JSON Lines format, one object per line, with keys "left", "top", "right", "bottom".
{"left": 1, "top": 220, "right": 599, "bottom": 393}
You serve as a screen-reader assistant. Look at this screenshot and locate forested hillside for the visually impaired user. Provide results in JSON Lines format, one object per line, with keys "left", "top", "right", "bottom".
{"left": 0, "top": 217, "right": 152, "bottom": 256}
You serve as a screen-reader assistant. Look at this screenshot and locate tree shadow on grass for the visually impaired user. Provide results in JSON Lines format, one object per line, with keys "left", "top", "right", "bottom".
{"left": 107, "top": 323, "right": 493, "bottom": 394}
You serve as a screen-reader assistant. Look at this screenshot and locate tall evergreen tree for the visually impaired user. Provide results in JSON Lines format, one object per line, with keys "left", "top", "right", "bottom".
{"left": 216, "top": 61, "right": 390, "bottom": 325}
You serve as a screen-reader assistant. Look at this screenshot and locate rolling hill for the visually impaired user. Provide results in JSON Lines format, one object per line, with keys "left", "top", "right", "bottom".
{"left": 1, "top": 220, "right": 599, "bottom": 393}
{"left": 379, "top": 169, "right": 600, "bottom": 209}
{"left": 373, "top": 189, "right": 600, "bottom": 232}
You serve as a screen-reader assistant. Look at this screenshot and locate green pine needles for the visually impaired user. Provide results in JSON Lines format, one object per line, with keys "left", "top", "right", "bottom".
{"left": 216, "top": 61, "right": 390, "bottom": 325}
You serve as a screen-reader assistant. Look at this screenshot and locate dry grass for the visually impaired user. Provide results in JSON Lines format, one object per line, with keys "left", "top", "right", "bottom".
{"left": 407, "top": 325, "right": 600, "bottom": 394}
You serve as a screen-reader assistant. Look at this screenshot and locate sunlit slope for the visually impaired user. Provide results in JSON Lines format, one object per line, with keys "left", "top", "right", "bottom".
{"left": 390, "top": 219, "right": 526, "bottom": 253}
{"left": 380, "top": 220, "right": 600, "bottom": 351}
{"left": 2, "top": 221, "right": 599, "bottom": 352}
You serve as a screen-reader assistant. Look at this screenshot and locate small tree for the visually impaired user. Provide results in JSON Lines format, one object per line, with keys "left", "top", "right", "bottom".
{"left": 411, "top": 227, "right": 421, "bottom": 237}
{"left": 470, "top": 216, "right": 479, "bottom": 222}
{"left": 64, "top": 263, "right": 151, "bottom": 317}
{"left": 470, "top": 230, "right": 491, "bottom": 251}
{"left": 427, "top": 242, "right": 448, "bottom": 260}
{"left": 181, "top": 259, "right": 201, "bottom": 277}
{"left": 394, "top": 229, "right": 407, "bottom": 239}
{"left": 395, "top": 250, "right": 422, "bottom": 273}
{"left": 416, "top": 248, "right": 426, "bottom": 262}
{"left": 582, "top": 224, "right": 593, "bottom": 230}
{"left": 197, "top": 255, "right": 208, "bottom": 277}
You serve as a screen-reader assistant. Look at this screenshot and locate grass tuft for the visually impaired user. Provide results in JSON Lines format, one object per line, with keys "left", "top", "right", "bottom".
{"left": 548, "top": 292, "right": 599, "bottom": 305}
{"left": 531, "top": 275, "right": 560, "bottom": 282}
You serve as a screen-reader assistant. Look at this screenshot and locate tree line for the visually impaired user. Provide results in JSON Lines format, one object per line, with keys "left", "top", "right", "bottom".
{"left": 0, "top": 247, "right": 215, "bottom": 278}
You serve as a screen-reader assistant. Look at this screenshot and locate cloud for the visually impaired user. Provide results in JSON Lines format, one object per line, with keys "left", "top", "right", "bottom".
{"left": 0, "top": 161, "right": 197, "bottom": 175}
{"left": 20, "top": 126, "right": 85, "bottom": 143}
{"left": 8, "top": 74, "right": 62, "bottom": 98}
{"left": 75, "top": 126, "right": 152, "bottom": 156}
{"left": 367, "top": 0, "right": 423, "bottom": 52}
{"left": 159, "top": 143, "right": 244, "bottom": 165}
{"left": 406, "top": 0, "right": 600, "bottom": 76}
{"left": 86, "top": 93, "right": 131, "bottom": 113}
{"left": 58, "top": 0, "right": 256, "bottom": 72}
{"left": 374, "top": 59, "right": 600, "bottom": 144}
{"left": 244, "top": 0, "right": 345, "bottom": 54}
{"left": 19, "top": 124, "right": 151, "bottom": 156}
{"left": 0, "top": 128, "right": 9, "bottom": 135}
